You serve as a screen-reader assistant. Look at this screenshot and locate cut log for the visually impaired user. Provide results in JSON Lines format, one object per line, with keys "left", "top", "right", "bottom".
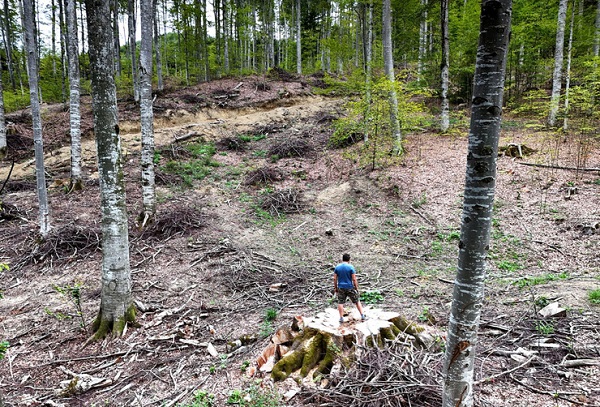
{"left": 256, "top": 308, "right": 441, "bottom": 383}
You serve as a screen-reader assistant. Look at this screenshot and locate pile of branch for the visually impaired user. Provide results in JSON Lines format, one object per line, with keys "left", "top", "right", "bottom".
{"left": 216, "top": 137, "right": 246, "bottom": 152}
{"left": 247, "top": 123, "right": 286, "bottom": 136}
{"left": 12, "top": 223, "right": 101, "bottom": 271}
{"left": 260, "top": 188, "right": 305, "bottom": 216}
{"left": 134, "top": 206, "right": 207, "bottom": 241}
{"left": 268, "top": 138, "right": 313, "bottom": 158}
{"left": 301, "top": 343, "right": 443, "bottom": 407}
{"left": 154, "top": 169, "right": 184, "bottom": 186}
{"left": 2, "top": 180, "right": 36, "bottom": 193}
{"left": 244, "top": 167, "right": 284, "bottom": 186}
{"left": 267, "top": 67, "right": 298, "bottom": 82}
{"left": 0, "top": 201, "right": 29, "bottom": 222}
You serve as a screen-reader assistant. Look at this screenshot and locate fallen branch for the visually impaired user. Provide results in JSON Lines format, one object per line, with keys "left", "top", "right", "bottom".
{"left": 474, "top": 356, "right": 535, "bottom": 385}
{"left": 174, "top": 131, "right": 202, "bottom": 143}
{"left": 517, "top": 162, "right": 600, "bottom": 172}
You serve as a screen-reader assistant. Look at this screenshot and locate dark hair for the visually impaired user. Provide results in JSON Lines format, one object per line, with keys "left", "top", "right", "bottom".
{"left": 342, "top": 253, "right": 350, "bottom": 262}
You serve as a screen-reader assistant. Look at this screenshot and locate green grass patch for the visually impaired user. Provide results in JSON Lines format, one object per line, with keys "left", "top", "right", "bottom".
{"left": 497, "top": 260, "right": 523, "bottom": 272}
{"left": 162, "top": 142, "right": 219, "bottom": 187}
{"left": 360, "top": 290, "right": 384, "bottom": 304}
{"left": 588, "top": 289, "right": 600, "bottom": 305}
{"left": 514, "top": 272, "right": 569, "bottom": 288}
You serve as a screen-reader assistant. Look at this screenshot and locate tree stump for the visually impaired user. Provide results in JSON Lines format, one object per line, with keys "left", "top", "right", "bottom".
{"left": 256, "top": 307, "right": 440, "bottom": 383}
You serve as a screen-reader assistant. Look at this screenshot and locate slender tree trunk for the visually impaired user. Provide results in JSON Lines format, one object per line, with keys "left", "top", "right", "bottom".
{"left": 51, "top": 0, "right": 57, "bottom": 78}
{"left": 563, "top": 0, "right": 575, "bottom": 131}
{"left": 128, "top": 0, "right": 140, "bottom": 102}
{"left": 113, "top": 0, "right": 122, "bottom": 76}
{"left": 296, "top": 0, "right": 301, "bottom": 74}
{"left": 595, "top": 0, "right": 600, "bottom": 58}
{"left": 203, "top": 0, "right": 209, "bottom": 80}
{"left": 79, "top": 0, "right": 85, "bottom": 55}
{"left": 23, "top": 0, "right": 51, "bottom": 237}
{"left": 66, "top": 0, "right": 82, "bottom": 190}
{"left": 153, "top": 0, "right": 164, "bottom": 89}
{"left": 548, "top": 0, "right": 568, "bottom": 127}
{"left": 3, "top": 0, "right": 16, "bottom": 89}
{"left": 364, "top": 1, "right": 373, "bottom": 143}
{"left": 58, "top": 0, "right": 67, "bottom": 103}
{"left": 85, "top": 0, "right": 136, "bottom": 339}
{"left": 139, "top": 0, "right": 156, "bottom": 225}
{"left": 442, "top": 1, "right": 512, "bottom": 406}
{"left": 0, "top": 72, "right": 6, "bottom": 160}
{"left": 223, "top": 0, "right": 229, "bottom": 73}
{"left": 418, "top": 0, "right": 428, "bottom": 78}
{"left": 440, "top": 0, "right": 450, "bottom": 132}
{"left": 382, "top": 0, "right": 402, "bottom": 154}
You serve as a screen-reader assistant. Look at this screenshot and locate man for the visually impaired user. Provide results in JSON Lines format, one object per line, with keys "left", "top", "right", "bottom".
{"left": 334, "top": 253, "right": 366, "bottom": 323}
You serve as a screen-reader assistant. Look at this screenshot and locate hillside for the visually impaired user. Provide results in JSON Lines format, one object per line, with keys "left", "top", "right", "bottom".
{"left": 0, "top": 76, "right": 599, "bottom": 407}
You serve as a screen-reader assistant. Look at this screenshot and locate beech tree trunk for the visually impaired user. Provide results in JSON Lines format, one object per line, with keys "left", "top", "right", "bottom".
{"left": 563, "top": 0, "right": 575, "bottom": 131}
{"left": 382, "top": 0, "right": 402, "bottom": 154}
{"left": 153, "top": 0, "right": 164, "bottom": 90}
{"left": 595, "top": 0, "right": 600, "bottom": 58}
{"left": 364, "top": 1, "right": 373, "bottom": 143}
{"left": 113, "top": 0, "right": 122, "bottom": 76}
{"left": 66, "top": 0, "right": 82, "bottom": 190}
{"left": 0, "top": 72, "right": 5, "bottom": 160}
{"left": 440, "top": 0, "right": 450, "bottom": 132}
{"left": 3, "top": 0, "right": 16, "bottom": 89}
{"left": 85, "top": 0, "right": 136, "bottom": 339}
{"left": 139, "top": 0, "right": 156, "bottom": 225}
{"left": 442, "top": 1, "right": 512, "bottom": 406}
{"left": 418, "top": 0, "right": 428, "bottom": 78}
{"left": 223, "top": 0, "right": 229, "bottom": 73}
{"left": 23, "top": 0, "right": 51, "bottom": 237}
{"left": 128, "top": 0, "right": 140, "bottom": 102}
{"left": 548, "top": 0, "right": 568, "bottom": 127}
{"left": 296, "top": 0, "right": 301, "bottom": 74}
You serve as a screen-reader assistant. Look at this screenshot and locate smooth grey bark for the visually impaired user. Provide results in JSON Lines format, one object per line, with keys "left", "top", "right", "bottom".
{"left": 223, "top": 0, "right": 229, "bottom": 73}
{"left": 66, "top": 0, "right": 82, "bottom": 189}
{"left": 563, "top": 0, "right": 575, "bottom": 131}
{"left": 23, "top": 0, "right": 51, "bottom": 237}
{"left": 139, "top": 0, "right": 156, "bottom": 225}
{"left": 364, "top": 1, "right": 373, "bottom": 143}
{"left": 128, "top": 0, "right": 140, "bottom": 102}
{"left": 113, "top": 0, "right": 122, "bottom": 76}
{"left": 153, "top": 0, "right": 164, "bottom": 89}
{"left": 442, "top": 1, "right": 512, "bottom": 406}
{"left": 595, "top": 0, "right": 600, "bottom": 58}
{"left": 296, "top": 0, "right": 301, "bottom": 74}
{"left": 0, "top": 72, "right": 5, "bottom": 160}
{"left": 418, "top": 0, "right": 428, "bottom": 78}
{"left": 85, "top": 0, "right": 135, "bottom": 338}
{"left": 440, "top": 0, "right": 450, "bottom": 132}
{"left": 382, "top": 0, "right": 402, "bottom": 154}
{"left": 548, "top": 0, "right": 568, "bottom": 127}
{"left": 3, "top": 0, "right": 16, "bottom": 89}
{"left": 57, "top": 0, "right": 67, "bottom": 103}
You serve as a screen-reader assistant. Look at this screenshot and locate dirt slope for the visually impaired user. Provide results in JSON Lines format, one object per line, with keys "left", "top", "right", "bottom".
{"left": 0, "top": 76, "right": 599, "bottom": 406}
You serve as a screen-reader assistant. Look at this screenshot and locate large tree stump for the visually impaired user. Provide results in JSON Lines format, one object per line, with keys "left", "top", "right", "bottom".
{"left": 257, "top": 307, "right": 440, "bottom": 383}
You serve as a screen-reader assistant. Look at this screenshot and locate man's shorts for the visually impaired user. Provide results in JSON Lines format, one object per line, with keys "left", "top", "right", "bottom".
{"left": 337, "top": 288, "right": 359, "bottom": 304}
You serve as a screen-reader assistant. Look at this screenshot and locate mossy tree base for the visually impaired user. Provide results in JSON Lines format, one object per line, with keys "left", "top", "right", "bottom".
{"left": 259, "top": 308, "right": 440, "bottom": 383}
{"left": 90, "top": 303, "right": 137, "bottom": 340}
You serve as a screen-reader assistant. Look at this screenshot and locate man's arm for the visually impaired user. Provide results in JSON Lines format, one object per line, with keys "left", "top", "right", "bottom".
{"left": 333, "top": 273, "right": 338, "bottom": 292}
{"left": 352, "top": 274, "right": 359, "bottom": 291}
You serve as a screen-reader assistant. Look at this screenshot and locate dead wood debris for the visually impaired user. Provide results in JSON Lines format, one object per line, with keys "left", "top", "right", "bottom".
{"left": 12, "top": 223, "right": 101, "bottom": 271}
{"left": 260, "top": 188, "right": 305, "bottom": 216}
{"left": 267, "top": 67, "right": 298, "bottom": 82}
{"left": 217, "top": 137, "right": 246, "bottom": 151}
{"left": 244, "top": 167, "right": 284, "bottom": 186}
{"left": 133, "top": 206, "right": 207, "bottom": 241}
{"left": 268, "top": 138, "right": 313, "bottom": 158}
{"left": 0, "top": 201, "right": 29, "bottom": 222}
{"left": 300, "top": 343, "right": 443, "bottom": 407}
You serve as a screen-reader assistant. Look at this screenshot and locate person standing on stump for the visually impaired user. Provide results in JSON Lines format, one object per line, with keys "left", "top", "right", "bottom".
{"left": 334, "top": 253, "right": 366, "bottom": 323}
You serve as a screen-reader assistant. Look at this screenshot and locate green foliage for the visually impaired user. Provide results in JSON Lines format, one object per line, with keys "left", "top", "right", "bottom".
{"left": 497, "top": 260, "right": 523, "bottom": 272}
{"left": 536, "top": 321, "right": 554, "bottom": 335}
{"left": 417, "top": 306, "right": 431, "bottom": 323}
{"left": 264, "top": 308, "right": 278, "bottom": 322}
{"left": 179, "top": 390, "right": 215, "bottom": 407}
{"left": 226, "top": 383, "right": 282, "bottom": 407}
{"left": 360, "top": 290, "right": 384, "bottom": 304}
{"left": 0, "top": 341, "right": 9, "bottom": 360}
{"left": 508, "top": 90, "right": 549, "bottom": 118}
{"left": 535, "top": 296, "right": 550, "bottom": 308}
{"left": 437, "top": 230, "right": 460, "bottom": 241}
{"left": 514, "top": 272, "right": 569, "bottom": 288}
{"left": 50, "top": 282, "right": 87, "bottom": 329}
{"left": 411, "top": 193, "right": 428, "bottom": 208}
{"left": 588, "top": 289, "right": 600, "bottom": 305}
{"left": 162, "top": 142, "right": 220, "bottom": 187}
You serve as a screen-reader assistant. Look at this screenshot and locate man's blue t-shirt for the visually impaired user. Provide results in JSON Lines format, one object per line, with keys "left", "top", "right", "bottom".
{"left": 334, "top": 263, "right": 355, "bottom": 289}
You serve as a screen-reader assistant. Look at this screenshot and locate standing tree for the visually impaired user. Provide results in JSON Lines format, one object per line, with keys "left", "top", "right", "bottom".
{"left": 23, "top": 0, "right": 51, "bottom": 237}
{"left": 548, "top": 0, "right": 568, "bottom": 127}
{"left": 153, "top": 0, "right": 164, "bottom": 90}
{"left": 442, "top": 1, "right": 512, "bottom": 406}
{"left": 364, "top": 0, "right": 373, "bottom": 143}
{"left": 128, "top": 0, "right": 140, "bottom": 102}
{"left": 0, "top": 72, "right": 6, "bottom": 160}
{"left": 296, "top": 0, "right": 301, "bottom": 74}
{"left": 85, "top": 0, "right": 136, "bottom": 338}
{"left": 382, "top": 0, "right": 402, "bottom": 154}
{"left": 66, "top": 0, "right": 83, "bottom": 191}
{"left": 440, "top": 0, "right": 450, "bottom": 132}
{"left": 563, "top": 0, "right": 575, "bottom": 131}
{"left": 139, "top": 0, "right": 156, "bottom": 226}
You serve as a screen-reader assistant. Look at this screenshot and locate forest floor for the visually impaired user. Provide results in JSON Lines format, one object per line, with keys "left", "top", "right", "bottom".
{"left": 0, "top": 72, "right": 599, "bottom": 407}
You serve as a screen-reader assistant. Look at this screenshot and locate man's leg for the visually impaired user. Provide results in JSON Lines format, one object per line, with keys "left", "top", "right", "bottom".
{"left": 355, "top": 301, "right": 365, "bottom": 317}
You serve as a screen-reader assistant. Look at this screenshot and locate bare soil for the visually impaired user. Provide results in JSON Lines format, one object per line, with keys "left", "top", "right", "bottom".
{"left": 0, "top": 74, "right": 599, "bottom": 407}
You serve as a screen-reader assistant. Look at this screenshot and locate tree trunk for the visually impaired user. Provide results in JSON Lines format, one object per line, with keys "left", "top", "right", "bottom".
{"left": 0, "top": 72, "right": 5, "bottom": 160}
{"left": 3, "top": 0, "right": 16, "bottom": 90}
{"left": 563, "top": 0, "right": 575, "bottom": 132}
{"left": 223, "top": 0, "right": 229, "bottom": 73}
{"left": 139, "top": 0, "right": 156, "bottom": 226}
{"left": 296, "top": 0, "right": 301, "bottom": 74}
{"left": 128, "top": 0, "right": 140, "bottom": 102}
{"left": 113, "top": 0, "right": 122, "bottom": 76}
{"left": 440, "top": 0, "right": 450, "bottom": 133}
{"left": 85, "top": 0, "right": 136, "bottom": 339}
{"left": 58, "top": 0, "right": 67, "bottom": 103}
{"left": 382, "top": 0, "right": 402, "bottom": 154}
{"left": 548, "top": 0, "right": 568, "bottom": 127}
{"left": 153, "top": 0, "right": 164, "bottom": 89}
{"left": 66, "top": 0, "right": 82, "bottom": 190}
{"left": 595, "top": 0, "right": 600, "bottom": 58}
{"left": 364, "top": 1, "right": 373, "bottom": 143}
{"left": 442, "top": 1, "right": 512, "bottom": 406}
{"left": 418, "top": 0, "right": 428, "bottom": 78}
{"left": 23, "top": 0, "right": 51, "bottom": 237}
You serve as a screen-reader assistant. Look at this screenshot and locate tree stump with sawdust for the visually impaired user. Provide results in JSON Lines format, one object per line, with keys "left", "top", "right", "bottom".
{"left": 256, "top": 307, "right": 440, "bottom": 383}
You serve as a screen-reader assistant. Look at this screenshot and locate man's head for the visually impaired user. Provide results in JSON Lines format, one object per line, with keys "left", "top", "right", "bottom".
{"left": 342, "top": 253, "right": 350, "bottom": 262}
